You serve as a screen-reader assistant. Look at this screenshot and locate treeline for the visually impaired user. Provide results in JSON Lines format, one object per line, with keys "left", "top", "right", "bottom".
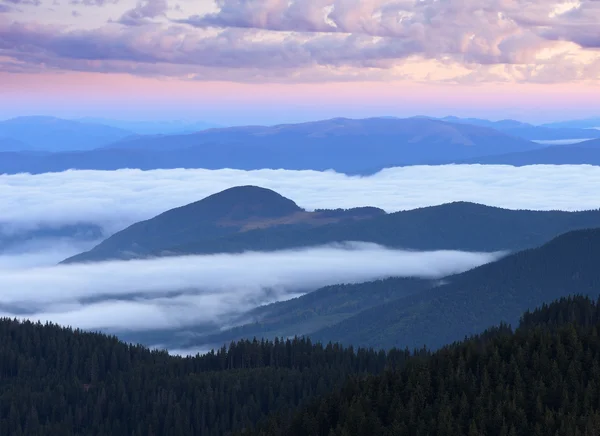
{"left": 3, "top": 295, "right": 600, "bottom": 435}
{"left": 250, "top": 295, "right": 600, "bottom": 436}
{"left": 0, "top": 319, "right": 422, "bottom": 436}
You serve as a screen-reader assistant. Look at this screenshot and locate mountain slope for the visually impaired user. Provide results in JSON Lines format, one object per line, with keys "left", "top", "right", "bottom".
{"left": 0, "top": 317, "right": 419, "bottom": 436}
{"left": 542, "top": 118, "right": 600, "bottom": 129}
{"left": 62, "top": 186, "right": 302, "bottom": 262}
{"left": 163, "top": 201, "right": 600, "bottom": 256}
{"left": 460, "top": 139, "right": 600, "bottom": 165}
{"left": 62, "top": 186, "right": 385, "bottom": 263}
{"left": 0, "top": 117, "right": 541, "bottom": 174}
{"left": 253, "top": 295, "right": 600, "bottom": 436}
{"left": 310, "top": 228, "right": 600, "bottom": 351}
{"left": 180, "top": 277, "right": 435, "bottom": 350}
{"left": 441, "top": 115, "right": 600, "bottom": 140}
{"left": 0, "top": 137, "right": 32, "bottom": 151}
{"left": 77, "top": 117, "right": 221, "bottom": 134}
{"left": 64, "top": 191, "right": 600, "bottom": 263}
{"left": 0, "top": 116, "right": 134, "bottom": 151}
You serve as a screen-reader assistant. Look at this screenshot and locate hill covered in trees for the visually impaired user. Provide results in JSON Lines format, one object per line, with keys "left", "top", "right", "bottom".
{"left": 62, "top": 186, "right": 385, "bottom": 263}
{"left": 176, "top": 227, "right": 600, "bottom": 352}
{"left": 64, "top": 186, "right": 600, "bottom": 264}
{"left": 3, "top": 295, "right": 600, "bottom": 435}
{"left": 308, "top": 228, "right": 600, "bottom": 351}
{"left": 180, "top": 277, "right": 435, "bottom": 350}
{"left": 249, "top": 295, "right": 600, "bottom": 436}
{"left": 0, "top": 318, "right": 419, "bottom": 436}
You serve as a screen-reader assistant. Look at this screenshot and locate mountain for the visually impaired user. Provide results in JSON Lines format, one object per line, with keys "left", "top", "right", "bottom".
{"left": 102, "top": 117, "right": 539, "bottom": 162}
{"left": 308, "top": 228, "right": 600, "bottom": 351}
{"left": 61, "top": 186, "right": 386, "bottom": 263}
{"left": 64, "top": 189, "right": 600, "bottom": 264}
{"left": 0, "top": 116, "right": 135, "bottom": 151}
{"left": 254, "top": 295, "right": 600, "bottom": 436}
{"left": 77, "top": 118, "right": 221, "bottom": 134}
{"left": 4, "top": 294, "right": 600, "bottom": 435}
{"left": 175, "top": 277, "right": 434, "bottom": 351}
{"left": 0, "top": 137, "right": 32, "bottom": 151}
{"left": 542, "top": 118, "right": 600, "bottom": 129}
{"left": 460, "top": 138, "right": 600, "bottom": 165}
{"left": 0, "top": 117, "right": 541, "bottom": 175}
{"left": 441, "top": 115, "right": 600, "bottom": 141}
{"left": 0, "top": 316, "right": 418, "bottom": 436}
{"left": 0, "top": 223, "right": 103, "bottom": 252}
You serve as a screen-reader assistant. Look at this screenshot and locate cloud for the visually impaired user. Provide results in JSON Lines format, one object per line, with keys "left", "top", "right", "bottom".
{"left": 1, "top": 0, "right": 600, "bottom": 83}
{"left": 183, "top": 0, "right": 600, "bottom": 52}
{"left": 116, "top": 0, "right": 168, "bottom": 26}
{"left": 1, "top": 165, "right": 600, "bottom": 238}
{"left": 2, "top": 0, "right": 41, "bottom": 5}
{"left": 0, "top": 243, "right": 501, "bottom": 332}
{"left": 0, "top": 237, "right": 100, "bottom": 268}
{"left": 69, "top": 0, "right": 117, "bottom": 6}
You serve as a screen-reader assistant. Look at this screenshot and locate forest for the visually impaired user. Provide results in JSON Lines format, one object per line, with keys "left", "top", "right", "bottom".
{"left": 2, "top": 295, "right": 600, "bottom": 435}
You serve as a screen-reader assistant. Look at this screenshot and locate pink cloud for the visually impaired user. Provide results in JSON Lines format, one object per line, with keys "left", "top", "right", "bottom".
{"left": 0, "top": 0, "right": 599, "bottom": 86}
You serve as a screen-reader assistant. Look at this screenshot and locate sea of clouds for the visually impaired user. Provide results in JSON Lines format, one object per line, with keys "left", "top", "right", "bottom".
{"left": 2, "top": 165, "right": 600, "bottom": 241}
{"left": 0, "top": 243, "right": 501, "bottom": 332}
{"left": 1, "top": 164, "right": 600, "bottom": 353}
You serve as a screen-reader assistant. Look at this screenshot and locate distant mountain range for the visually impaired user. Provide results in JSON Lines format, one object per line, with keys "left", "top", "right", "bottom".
{"left": 0, "top": 137, "right": 32, "bottom": 152}
{"left": 542, "top": 118, "right": 600, "bottom": 129}
{"left": 2, "top": 115, "right": 600, "bottom": 173}
{"left": 0, "top": 117, "right": 545, "bottom": 174}
{"left": 438, "top": 116, "right": 600, "bottom": 140}
{"left": 0, "top": 116, "right": 136, "bottom": 152}
{"left": 77, "top": 118, "right": 221, "bottom": 135}
{"left": 460, "top": 138, "right": 600, "bottom": 166}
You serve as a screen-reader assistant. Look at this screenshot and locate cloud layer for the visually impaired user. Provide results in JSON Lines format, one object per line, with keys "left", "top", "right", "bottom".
{"left": 2, "top": 0, "right": 600, "bottom": 83}
{"left": 1, "top": 165, "right": 600, "bottom": 238}
{"left": 0, "top": 243, "right": 500, "bottom": 333}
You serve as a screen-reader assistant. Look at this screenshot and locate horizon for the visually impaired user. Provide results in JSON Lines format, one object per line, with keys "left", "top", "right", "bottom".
{"left": 2, "top": 112, "right": 600, "bottom": 127}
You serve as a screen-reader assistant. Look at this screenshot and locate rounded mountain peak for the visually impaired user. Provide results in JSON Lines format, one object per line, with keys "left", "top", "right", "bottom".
{"left": 196, "top": 185, "right": 304, "bottom": 221}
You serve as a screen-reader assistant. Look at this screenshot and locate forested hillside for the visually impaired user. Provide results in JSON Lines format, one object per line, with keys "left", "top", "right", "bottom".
{"left": 3, "top": 295, "right": 600, "bottom": 435}
{"left": 182, "top": 277, "right": 433, "bottom": 349}
{"left": 0, "top": 319, "right": 420, "bottom": 436}
{"left": 310, "top": 228, "right": 600, "bottom": 351}
{"left": 250, "top": 295, "right": 600, "bottom": 436}
{"left": 64, "top": 188, "right": 600, "bottom": 264}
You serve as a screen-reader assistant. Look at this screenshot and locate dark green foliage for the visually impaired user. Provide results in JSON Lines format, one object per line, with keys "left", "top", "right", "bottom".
{"left": 166, "top": 202, "right": 600, "bottom": 256}
{"left": 309, "top": 228, "right": 600, "bottom": 351}
{"left": 65, "top": 186, "right": 600, "bottom": 265}
{"left": 183, "top": 277, "right": 432, "bottom": 350}
{"left": 4, "top": 295, "right": 600, "bottom": 435}
{"left": 250, "top": 295, "right": 600, "bottom": 436}
{"left": 0, "top": 319, "right": 418, "bottom": 436}
{"left": 62, "top": 187, "right": 385, "bottom": 264}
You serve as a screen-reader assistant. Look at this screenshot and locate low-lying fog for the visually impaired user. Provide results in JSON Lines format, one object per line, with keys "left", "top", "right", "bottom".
{"left": 2, "top": 164, "right": 599, "bottom": 354}
{"left": 0, "top": 243, "right": 502, "bottom": 335}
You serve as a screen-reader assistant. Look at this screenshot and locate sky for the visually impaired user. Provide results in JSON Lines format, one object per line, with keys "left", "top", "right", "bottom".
{"left": 1, "top": 0, "right": 599, "bottom": 123}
